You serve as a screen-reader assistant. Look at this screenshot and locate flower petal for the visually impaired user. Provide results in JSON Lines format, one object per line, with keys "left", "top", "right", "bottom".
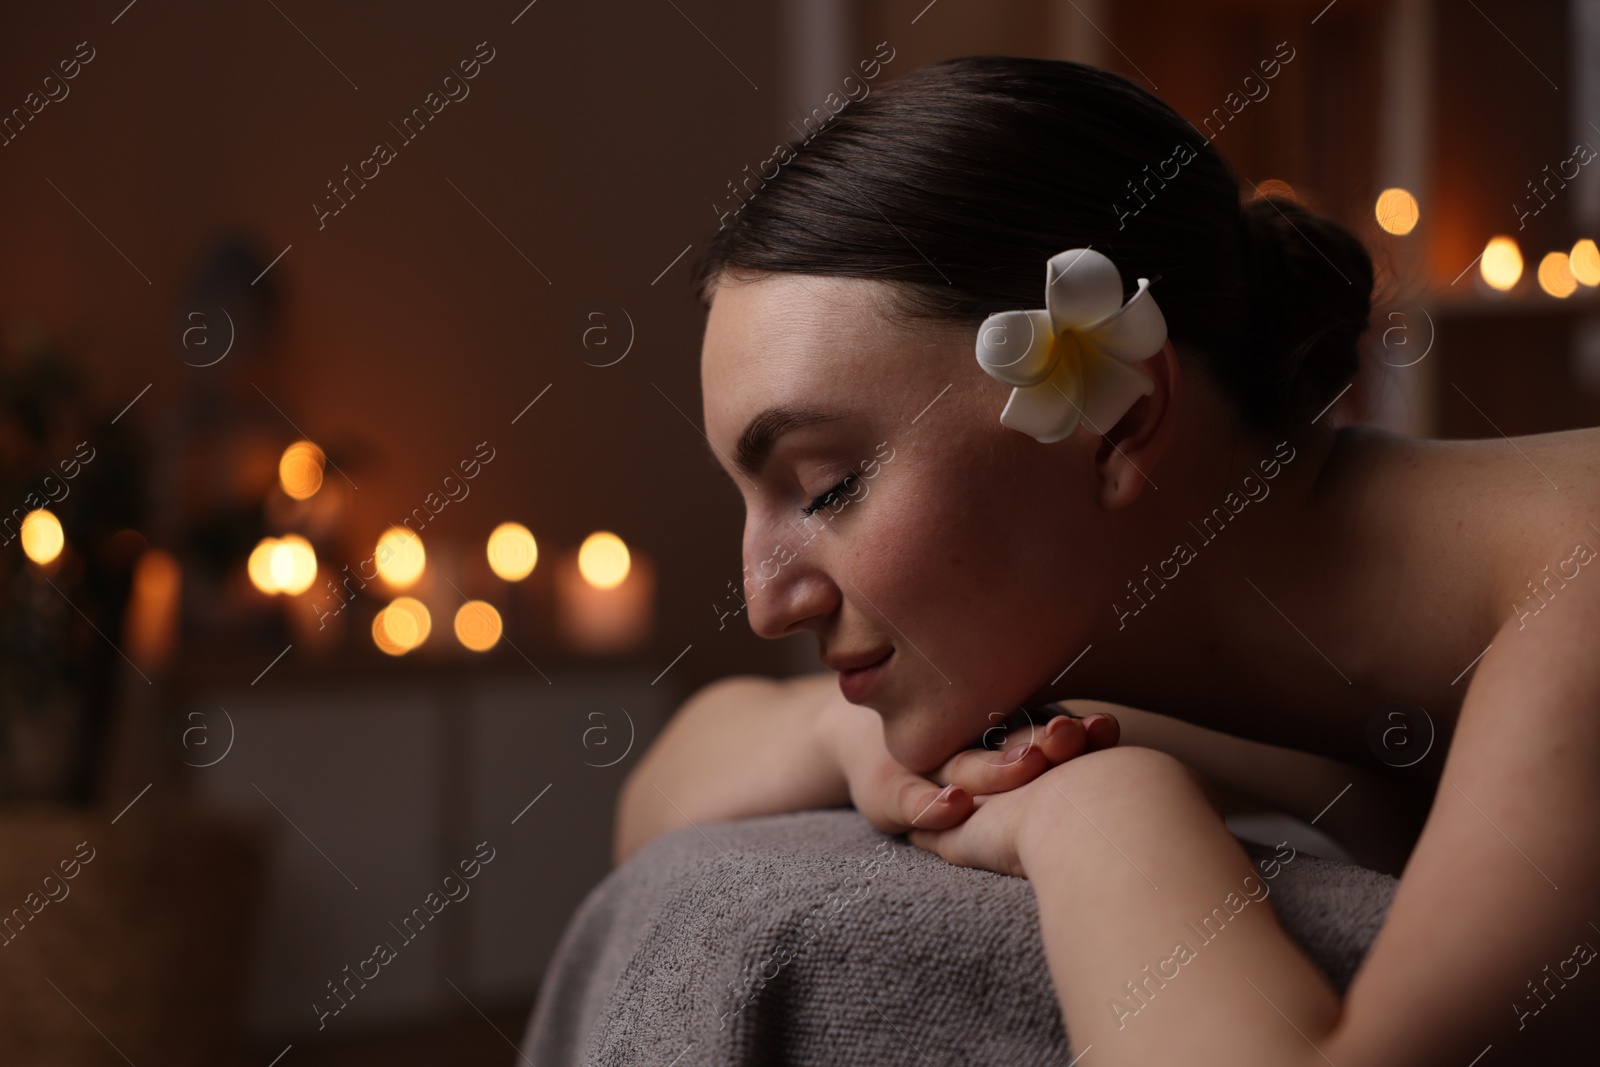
{"left": 1081, "top": 278, "right": 1167, "bottom": 364}
{"left": 1076, "top": 345, "right": 1155, "bottom": 433}
{"left": 999, "top": 344, "right": 1085, "bottom": 443}
{"left": 1045, "top": 249, "right": 1124, "bottom": 334}
{"left": 975, "top": 308, "right": 1056, "bottom": 386}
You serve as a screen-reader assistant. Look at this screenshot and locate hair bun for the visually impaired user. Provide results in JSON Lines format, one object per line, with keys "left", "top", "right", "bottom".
{"left": 1237, "top": 196, "right": 1373, "bottom": 429}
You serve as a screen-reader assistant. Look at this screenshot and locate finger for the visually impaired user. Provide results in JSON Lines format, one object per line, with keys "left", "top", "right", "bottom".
{"left": 994, "top": 707, "right": 1090, "bottom": 762}
{"left": 907, "top": 824, "right": 986, "bottom": 873}
{"left": 939, "top": 741, "right": 1052, "bottom": 797}
{"left": 896, "top": 779, "right": 971, "bottom": 832}
{"left": 988, "top": 713, "right": 1086, "bottom": 766}
{"left": 1036, "top": 713, "right": 1089, "bottom": 764}
{"left": 1082, "top": 712, "right": 1121, "bottom": 751}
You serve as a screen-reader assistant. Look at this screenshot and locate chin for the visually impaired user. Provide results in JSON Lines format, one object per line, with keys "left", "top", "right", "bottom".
{"left": 881, "top": 715, "right": 966, "bottom": 777}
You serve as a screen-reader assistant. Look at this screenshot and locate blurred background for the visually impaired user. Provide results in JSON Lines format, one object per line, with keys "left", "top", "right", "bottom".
{"left": 0, "top": 0, "right": 1595, "bottom": 1063}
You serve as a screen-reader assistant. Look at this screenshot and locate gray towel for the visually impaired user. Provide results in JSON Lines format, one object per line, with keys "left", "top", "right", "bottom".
{"left": 523, "top": 809, "right": 1397, "bottom": 1064}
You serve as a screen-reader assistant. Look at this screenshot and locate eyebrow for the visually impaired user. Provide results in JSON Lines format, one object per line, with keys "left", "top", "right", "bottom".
{"left": 729, "top": 406, "right": 848, "bottom": 475}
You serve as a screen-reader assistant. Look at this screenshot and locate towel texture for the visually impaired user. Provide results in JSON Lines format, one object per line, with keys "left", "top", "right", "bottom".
{"left": 523, "top": 809, "right": 1396, "bottom": 1064}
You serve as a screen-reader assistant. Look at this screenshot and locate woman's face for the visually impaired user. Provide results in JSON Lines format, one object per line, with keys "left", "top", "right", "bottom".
{"left": 701, "top": 272, "right": 1123, "bottom": 773}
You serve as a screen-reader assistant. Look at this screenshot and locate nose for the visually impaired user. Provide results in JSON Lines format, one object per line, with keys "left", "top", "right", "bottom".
{"left": 741, "top": 519, "right": 838, "bottom": 640}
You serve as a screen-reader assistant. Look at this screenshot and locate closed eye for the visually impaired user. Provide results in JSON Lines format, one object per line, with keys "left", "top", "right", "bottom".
{"left": 800, "top": 475, "right": 857, "bottom": 517}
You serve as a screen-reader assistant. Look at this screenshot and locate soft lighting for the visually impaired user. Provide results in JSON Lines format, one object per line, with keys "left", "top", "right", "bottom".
{"left": 372, "top": 607, "right": 409, "bottom": 656}
{"left": 126, "top": 548, "right": 181, "bottom": 669}
{"left": 487, "top": 522, "right": 538, "bottom": 581}
{"left": 19, "top": 509, "right": 64, "bottom": 565}
{"left": 556, "top": 548, "right": 655, "bottom": 655}
{"left": 1375, "top": 188, "right": 1419, "bottom": 235}
{"left": 1254, "top": 178, "right": 1297, "bottom": 201}
{"left": 390, "top": 596, "right": 432, "bottom": 646}
{"left": 268, "top": 534, "right": 318, "bottom": 594}
{"left": 577, "top": 531, "right": 631, "bottom": 590}
{"left": 1538, "top": 251, "right": 1578, "bottom": 298}
{"left": 1480, "top": 236, "right": 1523, "bottom": 291}
{"left": 279, "top": 441, "right": 325, "bottom": 500}
{"left": 454, "top": 600, "right": 503, "bottom": 651}
{"left": 248, "top": 537, "right": 280, "bottom": 593}
{"left": 374, "top": 527, "right": 425, "bottom": 588}
{"left": 373, "top": 596, "right": 431, "bottom": 655}
{"left": 1571, "top": 239, "right": 1600, "bottom": 287}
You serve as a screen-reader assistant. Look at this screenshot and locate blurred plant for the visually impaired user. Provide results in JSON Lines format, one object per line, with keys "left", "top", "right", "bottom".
{"left": 0, "top": 327, "right": 147, "bottom": 804}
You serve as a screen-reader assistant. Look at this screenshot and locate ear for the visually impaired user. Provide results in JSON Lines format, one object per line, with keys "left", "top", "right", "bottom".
{"left": 1093, "top": 339, "right": 1180, "bottom": 510}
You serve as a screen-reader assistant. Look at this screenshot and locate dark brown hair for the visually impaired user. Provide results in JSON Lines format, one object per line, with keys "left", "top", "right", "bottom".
{"left": 693, "top": 56, "right": 1373, "bottom": 438}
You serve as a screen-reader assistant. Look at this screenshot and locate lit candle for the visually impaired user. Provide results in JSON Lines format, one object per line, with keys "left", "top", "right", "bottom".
{"left": 124, "top": 547, "right": 181, "bottom": 669}
{"left": 555, "top": 532, "right": 654, "bottom": 654}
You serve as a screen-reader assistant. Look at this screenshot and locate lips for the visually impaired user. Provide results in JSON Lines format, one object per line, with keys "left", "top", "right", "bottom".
{"left": 823, "top": 647, "right": 894, "bottom": 673}
{"left": 834, "top": 647, "right": 893, "bottom": 703}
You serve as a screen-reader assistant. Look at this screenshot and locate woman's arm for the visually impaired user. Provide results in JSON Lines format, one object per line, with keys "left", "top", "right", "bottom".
{"left": 614, "top": 673, "right": 1115, "bottom": 866}
{"left": 1014, "top": 747, "right": 1342, "bottom": 1062}
{"left": 1067, "top": 699, "right": 1426, "bottom": 874}
{"left": 613, "top": 671, "right": 848, "bottom": 865}
{"left": 1000, "top": 589, "right": 1600, "bottom": 1065}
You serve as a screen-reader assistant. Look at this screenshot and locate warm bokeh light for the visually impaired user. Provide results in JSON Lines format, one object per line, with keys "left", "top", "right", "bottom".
{"left": 454, "top": 600, "right": 503, "bottom": 651}
{"left": 1571, "top": 239, "right": 1600, "bottom": 287}
{"left": 577, "top": 531, "right": 631, "bottom": 590}
{"left": 556, "top": 547, "right": 656, "bottom": 655}
{"left": 1537, "top": 251, "right": 1578, "bottom": 298}
{"left": 1480, "top": 236, "right": 1523, "bottom": 291}
{"left": 487, "top": 522, "right": 538, "bottom": 581}
{"left": 373, "top": 596, "right": 431, "bottom": 655}
{"left": 19, "top": 509, "right": 64, "bottom": 565}
{"left": 278, "top": 440, "right": 326, "bottom": 500}
{"left": 1254, "top": 178, "right": 1297, "bottom": 201}
{"left": 249, "top": 534, "right": 316, "bottom": 594}
{"left": 248, "top": 537, "right": 279, "bottom": 593}
{"left": 372, "top": 607, "right": 409, "bottom": 656}
{"left": 270, "top": 534, "right": 318, "bottom": 594}
{"left": 374, "top": 527, "right": 425, "bottom": 588}
{"left": 1374, "top": 188, "right": 1419, "bottom": 235}
{"left": 126, "top": 548, "right": 181, "bottom": 669}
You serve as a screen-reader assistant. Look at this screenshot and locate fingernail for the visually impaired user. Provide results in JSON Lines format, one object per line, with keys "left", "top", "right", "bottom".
{"left": 939, "top": 784, "right": 966, "bottom": 803}
{"left": 1086, "top": 716, "right": 1115, "bottom": 745}
{"left": 1004, "top": 742, "right": 1034, "bottom": 764}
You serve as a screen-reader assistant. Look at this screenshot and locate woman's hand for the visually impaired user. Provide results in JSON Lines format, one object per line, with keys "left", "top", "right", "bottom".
{"left": 816, "top": 691, "right": 1118, "bottom": 837}
{"left": 904, "top": 772, "right": 1046, "bottom": 879}
{"left": 908, "top": 747, "right": 1214, "bottom": 880}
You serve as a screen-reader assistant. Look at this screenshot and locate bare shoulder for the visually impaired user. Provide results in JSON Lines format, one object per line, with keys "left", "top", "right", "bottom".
{"left": 1350, "top": 424, "right": 1600, "bottom": 623}
{"left": 774, "top": 669, "right": 843, "bottom": 711}
{"left": 1449, "top": 519, "right": 1600, "bottom": 782}
{"left": 679, "top": 671, "right": 777, "bottom": 709}
{"left": 1489, "top": 426, "right": 1600, "bottom": 622}
{"left": 684, "top": 670, "right": 840, "bottom": 722}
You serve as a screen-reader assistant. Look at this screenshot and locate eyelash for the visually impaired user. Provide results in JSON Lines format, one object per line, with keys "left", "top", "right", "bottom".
{"left": 800, "top": 475, "right": 857, "bottom": 517}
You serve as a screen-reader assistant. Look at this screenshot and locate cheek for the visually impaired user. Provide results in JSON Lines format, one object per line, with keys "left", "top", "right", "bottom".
{"left": 852, "top": 470, "right": 1080, "bottom": 765}
{"left": 902, "top": 482, "right": 1071, "bottom": 642}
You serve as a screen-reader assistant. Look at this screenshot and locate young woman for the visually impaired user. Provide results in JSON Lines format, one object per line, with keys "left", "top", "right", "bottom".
{"left": 618, "top": 56, "right": 1600, "bottom": 1064}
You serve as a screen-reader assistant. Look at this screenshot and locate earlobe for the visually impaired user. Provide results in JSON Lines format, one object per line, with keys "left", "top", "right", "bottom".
{"left": 1094, "top": 339, "right": 1179, "bottom": 510}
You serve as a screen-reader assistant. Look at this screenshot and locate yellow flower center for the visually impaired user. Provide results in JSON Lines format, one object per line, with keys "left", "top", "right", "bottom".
{"left": 1048, "top": 329, "right": 1087, "bottom": 410}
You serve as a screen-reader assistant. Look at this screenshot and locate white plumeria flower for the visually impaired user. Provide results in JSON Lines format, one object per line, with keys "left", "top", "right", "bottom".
{"left": 974, "top": 248, "right": 1168, "bottom": 443}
